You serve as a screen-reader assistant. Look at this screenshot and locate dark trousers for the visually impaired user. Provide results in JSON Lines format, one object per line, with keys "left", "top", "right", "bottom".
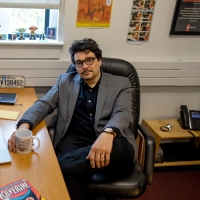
{"left": 57, "top": 137, "right": 135, "bottom": 200}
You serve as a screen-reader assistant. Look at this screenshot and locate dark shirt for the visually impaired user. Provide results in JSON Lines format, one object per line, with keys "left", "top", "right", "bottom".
{"left": 56, "top": 79, "right": 100, "bottom": 154}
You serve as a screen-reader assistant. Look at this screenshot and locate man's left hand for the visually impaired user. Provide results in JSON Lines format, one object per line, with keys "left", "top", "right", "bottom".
{"left": 86, "top": 132, "right": 115, "bottom": 168}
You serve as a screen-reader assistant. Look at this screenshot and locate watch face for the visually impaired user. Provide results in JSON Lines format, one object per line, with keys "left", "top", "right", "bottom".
{"left": 105, "top": 128, "right": 113, "bottom": 133}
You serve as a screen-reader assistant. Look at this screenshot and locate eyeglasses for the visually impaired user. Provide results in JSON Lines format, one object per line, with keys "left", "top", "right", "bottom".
{"left": 74, "top": 57, "right": 96, "bottom": 68}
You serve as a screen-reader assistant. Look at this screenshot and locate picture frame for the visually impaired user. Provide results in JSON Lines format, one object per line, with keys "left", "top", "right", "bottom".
{"left": 47, "top": 27, "right": 56, "bottom": 39}
{"left": 0, "top": 34, "right": 7, "bottom": 40}
{"left": 170, "top": 0, "right": 200, "bottom": 35}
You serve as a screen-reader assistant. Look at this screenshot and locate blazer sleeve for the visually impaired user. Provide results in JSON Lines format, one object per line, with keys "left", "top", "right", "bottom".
{"left": 17, "top": 75, "right": 62, "bottom": 129}
{"left": 102, "top": 77, "right": 133, "bottom": 137}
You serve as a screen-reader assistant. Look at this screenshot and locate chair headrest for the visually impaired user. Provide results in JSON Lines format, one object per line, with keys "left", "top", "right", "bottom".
{"left": 67, "top": 57, "right": 139, "bottom": 88}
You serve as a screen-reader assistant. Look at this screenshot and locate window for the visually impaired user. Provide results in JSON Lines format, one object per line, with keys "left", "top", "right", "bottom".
{"left": 0, "top": 0, "right": 64, "bottom": 41}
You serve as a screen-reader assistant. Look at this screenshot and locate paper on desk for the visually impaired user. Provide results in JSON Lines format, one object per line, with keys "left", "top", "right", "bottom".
{"left": 0, "top": 109, "right": 20, "bottom": 120}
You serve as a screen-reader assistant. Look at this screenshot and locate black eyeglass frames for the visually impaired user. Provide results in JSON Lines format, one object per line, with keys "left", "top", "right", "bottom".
{"left": 74, "top": 57, "right": 96, "bottom": 68}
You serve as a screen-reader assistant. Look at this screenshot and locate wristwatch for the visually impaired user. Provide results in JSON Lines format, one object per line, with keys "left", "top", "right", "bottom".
{"left": 103, "top": 128, "right": 116, "bottom": 137}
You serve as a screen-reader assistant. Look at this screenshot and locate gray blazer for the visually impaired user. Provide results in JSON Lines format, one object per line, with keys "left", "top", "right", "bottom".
{"left": 20, "top": 71, "right": 137, "bottom": 152}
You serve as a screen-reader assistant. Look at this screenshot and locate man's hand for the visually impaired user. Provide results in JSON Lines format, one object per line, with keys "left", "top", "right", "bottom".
{"left": 8, "top": 123, "right": 30, "bottom": 152}
{"left": 86, "top": 132, "right": 115, "bottom": 169}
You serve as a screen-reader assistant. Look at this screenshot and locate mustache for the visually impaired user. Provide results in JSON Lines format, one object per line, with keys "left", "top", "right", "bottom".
{"left": 81, "top": 69, "right": 93, "bottom": 75}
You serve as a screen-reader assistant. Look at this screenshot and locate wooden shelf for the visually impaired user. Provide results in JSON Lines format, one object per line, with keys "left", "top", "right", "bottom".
{"left": 142, "top": 119, "right": 200, "bottom": 167}
{"left": 155, "top": 160, "right": 200, "bottom": 167}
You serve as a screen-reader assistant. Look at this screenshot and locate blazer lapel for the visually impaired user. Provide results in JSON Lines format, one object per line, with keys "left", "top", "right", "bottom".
{"left": 94, "top": 72, "right": 110, "bottom": 130}
{"left": 64, "top": 75, "right": 80, "bottom": 133}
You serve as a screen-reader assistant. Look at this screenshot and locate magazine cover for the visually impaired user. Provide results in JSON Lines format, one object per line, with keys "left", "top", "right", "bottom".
{"left": 0, "top": 178, "right": 45, "bottom": 200}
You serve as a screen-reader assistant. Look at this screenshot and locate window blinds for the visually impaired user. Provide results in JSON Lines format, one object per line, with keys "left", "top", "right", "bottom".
{"left": 0, "top": 0, "right": 60, "bottom": 3}
{"left": 0, "top": 0, "right": 62, "bottom": 9}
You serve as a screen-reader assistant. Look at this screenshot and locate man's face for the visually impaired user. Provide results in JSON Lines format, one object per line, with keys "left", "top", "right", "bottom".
{"left": 145, "top": 33, "right": 149, "bottom": 39}
{"left": 147, "top": 24, "right": 151, "bottom": 30}
{"left": 74, "top": 50, "right": 102, "bottom": 82}
{"left": 138, "top": 12, "right": 142, "bottom": 17}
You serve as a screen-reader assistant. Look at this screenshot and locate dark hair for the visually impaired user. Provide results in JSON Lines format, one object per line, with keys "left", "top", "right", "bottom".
{"left": 69, "top": 38, "right": 102, "bottom": 63}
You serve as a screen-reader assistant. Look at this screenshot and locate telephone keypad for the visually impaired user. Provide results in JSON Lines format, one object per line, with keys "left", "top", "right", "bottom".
{"left": 191, "top": 119, "right": 200, "bottom": 129}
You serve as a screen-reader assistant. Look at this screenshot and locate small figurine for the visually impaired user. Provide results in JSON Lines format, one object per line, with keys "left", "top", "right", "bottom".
{"left": 29, "top": 25, "right": 38, "bottom": 40}
{"left": 16, "top": 28, "right": 26, "bottom": 40}
{"left": 39, "top": 32, "right": 46, "bottom": 40}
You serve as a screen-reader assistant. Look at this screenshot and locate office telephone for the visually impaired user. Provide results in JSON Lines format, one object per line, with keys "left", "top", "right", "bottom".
{"left": 179, "top": 105, "right": 200, "bottom": 130}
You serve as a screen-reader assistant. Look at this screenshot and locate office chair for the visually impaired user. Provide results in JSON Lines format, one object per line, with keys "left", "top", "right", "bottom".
{"left": 47, "top": 57, "right": 156, "bottom": 199}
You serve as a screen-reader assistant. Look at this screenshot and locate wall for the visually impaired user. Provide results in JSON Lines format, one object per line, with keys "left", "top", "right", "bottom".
{"left": 1, "top": 0, "right": 200, "bottom": 124}
{"left": 61, "top": 0, "right": 200, "bottom": 61}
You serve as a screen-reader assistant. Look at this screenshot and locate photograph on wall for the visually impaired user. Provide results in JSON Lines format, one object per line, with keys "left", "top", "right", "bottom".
{"left": 170, "top": 0, "right": 200, "bottom": 35}
{"left": 76, "top": 0, "right": 113, "bottom": 28}
{"left": 127, "top": 0, "right": 156, "bottom": 42}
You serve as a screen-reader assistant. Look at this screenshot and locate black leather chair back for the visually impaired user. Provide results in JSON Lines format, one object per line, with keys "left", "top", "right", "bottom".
{"left": 67, "top": 57, "right": 140, "bottom": 138}
{"left": 47, "top": 57, "right": 155, "bottom": 199}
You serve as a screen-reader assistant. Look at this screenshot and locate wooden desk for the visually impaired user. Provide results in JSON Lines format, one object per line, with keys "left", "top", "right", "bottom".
{"left": 142, "top": 119, "right": 200, "bottom": 167}
{"left": 0, "top": 88, "right": 70, "bottom": 200}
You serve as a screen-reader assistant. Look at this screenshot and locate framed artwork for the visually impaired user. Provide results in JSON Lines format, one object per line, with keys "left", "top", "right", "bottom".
{"left": 127, "top": 0, "right": 156, "bottom": 43}
{"left": 47, "top": 27, "right": 56, "bottom": 39}
{"left": 170, "top": 0, "right": 200, "bottom": 35}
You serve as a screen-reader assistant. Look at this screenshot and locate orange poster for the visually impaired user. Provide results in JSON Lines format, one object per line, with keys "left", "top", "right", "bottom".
{"left": 76, "top": 0, "right": 113, "bottom": 28}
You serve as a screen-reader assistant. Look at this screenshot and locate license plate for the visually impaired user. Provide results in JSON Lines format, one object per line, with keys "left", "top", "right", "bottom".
{"left": 0, "top": 75, "right": 24, "bottom": 88}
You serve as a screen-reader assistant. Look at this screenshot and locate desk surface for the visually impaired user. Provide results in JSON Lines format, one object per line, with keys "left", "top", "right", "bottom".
{"left": 0, "top": 88, "right": 70, "bottom": 200}
{"left": 142, "top": 119, "right": 200, "bottom": 139}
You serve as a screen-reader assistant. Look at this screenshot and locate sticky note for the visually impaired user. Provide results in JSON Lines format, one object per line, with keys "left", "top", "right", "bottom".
{"left": 0, "top": 110, "right": 20, "bottom": 120}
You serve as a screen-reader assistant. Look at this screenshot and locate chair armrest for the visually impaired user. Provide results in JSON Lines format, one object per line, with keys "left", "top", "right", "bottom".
{"left": 47, "top": 115, "right": 57, "bottom": 142}
{"left": 137, "top": 124, "right": 156, "bottom": 184}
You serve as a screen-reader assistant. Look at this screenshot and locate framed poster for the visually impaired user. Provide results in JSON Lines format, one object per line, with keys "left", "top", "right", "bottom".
{"left": 170, "top": 0, "right": 200, "bottom": 35}
{"left": 76, "top": 0, "right": 113, "bottom": 28}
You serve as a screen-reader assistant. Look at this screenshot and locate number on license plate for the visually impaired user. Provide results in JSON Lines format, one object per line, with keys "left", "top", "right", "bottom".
{"left": 0, "top": 75, "right": 24, "bottom": 88}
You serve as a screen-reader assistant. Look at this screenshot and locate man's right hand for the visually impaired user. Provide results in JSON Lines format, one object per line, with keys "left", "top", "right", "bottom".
{"left": 8, "top": 123, "right": 30, "bottom": 152}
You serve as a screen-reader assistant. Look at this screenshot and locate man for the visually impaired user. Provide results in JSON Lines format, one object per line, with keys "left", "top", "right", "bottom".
{"left": 146, "top": 23, "right": 151, "bottom": 31}
{"left": 133, "top": 0, "right": 144, "bottom": 10}
{"left": 134, "top": 11, "right": 142, "bottom": 20}
{"left": 48, "top": 29, "right": 55, "bottom": 39}
{"left": 133, "top": 22, "right": 140, "bottom": 31}
{"left": 128, "top": 22, "right": 140, "bottom": 32}
{"left": 149, "top": 1, "right": 155, "bottom": 10}
{"left": 8, "top": 38, "right": 136, "bottom": 200}
{"left": 141, "top": 23, "right": 151, "bottom": 31}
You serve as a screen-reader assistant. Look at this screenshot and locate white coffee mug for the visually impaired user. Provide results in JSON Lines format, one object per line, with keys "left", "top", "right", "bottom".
{"left": 16, "top": 129, "right": 40, "bottom": 154}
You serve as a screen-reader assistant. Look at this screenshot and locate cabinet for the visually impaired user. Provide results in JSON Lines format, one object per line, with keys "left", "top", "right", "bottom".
{"left": 142, "top": 119, "right": 200, "bottom": 167}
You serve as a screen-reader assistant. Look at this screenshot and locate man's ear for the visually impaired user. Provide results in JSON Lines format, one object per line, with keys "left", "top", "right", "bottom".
{"left": 99, "top": 59, "right": 102, "bottom": 66}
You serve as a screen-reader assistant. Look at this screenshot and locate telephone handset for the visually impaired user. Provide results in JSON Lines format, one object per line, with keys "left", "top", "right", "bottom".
{"left": 179, "top": 105, "right": 200, "bottom": 130}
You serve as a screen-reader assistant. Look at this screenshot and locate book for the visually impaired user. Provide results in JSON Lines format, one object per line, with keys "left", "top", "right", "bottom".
{"left": 0, "top": 178, "right": 45, "bottom": 200}
{"left": 0, "top": 93, "right": 17, "bottom": 104}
